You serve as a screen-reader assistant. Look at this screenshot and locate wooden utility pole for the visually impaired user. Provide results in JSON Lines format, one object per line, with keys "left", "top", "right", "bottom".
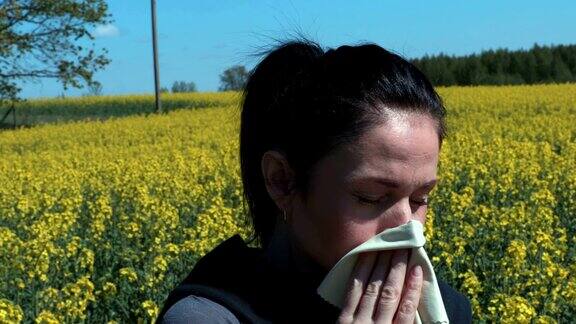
{"left": 151, "top": 0, "right": 162, "bottom": 113}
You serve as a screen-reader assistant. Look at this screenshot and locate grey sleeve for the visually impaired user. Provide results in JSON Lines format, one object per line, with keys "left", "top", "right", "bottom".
{"left": 161, "top": 295, "right": 241, "bottom": 324}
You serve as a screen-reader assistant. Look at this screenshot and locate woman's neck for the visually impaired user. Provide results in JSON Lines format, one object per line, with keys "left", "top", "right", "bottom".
{"left": 263, "top": 222, "right": 328, "bottom": 285}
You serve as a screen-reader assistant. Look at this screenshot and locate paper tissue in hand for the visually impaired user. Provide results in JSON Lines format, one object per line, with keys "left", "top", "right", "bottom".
{"left": 317, "top": 220, "right": 449, "bottom": 324}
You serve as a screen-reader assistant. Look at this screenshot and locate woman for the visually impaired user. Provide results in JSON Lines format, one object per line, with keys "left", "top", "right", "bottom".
{"left": 157, "top": 39, "right": 472, "bottom": 323}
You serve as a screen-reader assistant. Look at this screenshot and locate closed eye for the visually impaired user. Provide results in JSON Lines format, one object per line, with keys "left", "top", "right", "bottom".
{"left": 355, "top": 194, "right": 388, "bottom": 205}
{"left": 354, "top": 193, "right": 430, "bottom": 206}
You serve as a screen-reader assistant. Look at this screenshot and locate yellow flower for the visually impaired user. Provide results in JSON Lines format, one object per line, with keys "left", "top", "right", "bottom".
{"left": 103, "top": 282, "right": 117, "bottom": 296}
{"left": 506, "top": 240, "right": 526, "bottom": 260}
{"left": 458, "top": 270, "right": 483, "bottom": 297}
{"left": 141, "top": 300, "right": 159, "bottom": 319}
{"left": 0, "top": 299, "right": 24, "bottom": 323}
{"left": 119, "top": 267, "right": 139, "bottom": 283}
{"left": 34, "top": 310, "right": 60, "bottom": 324}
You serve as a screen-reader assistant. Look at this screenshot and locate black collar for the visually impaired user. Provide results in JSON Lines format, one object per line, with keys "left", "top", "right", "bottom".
{"left": 263, "top": 224, "right": 329, "bottom": 287}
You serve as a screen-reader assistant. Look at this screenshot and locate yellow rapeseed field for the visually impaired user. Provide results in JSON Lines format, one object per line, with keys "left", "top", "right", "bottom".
{"left": 7, "top": 92, "right": 239, "bottom": 126}
{"left": 0, "top": 84, "right": 574, "bottom": 323}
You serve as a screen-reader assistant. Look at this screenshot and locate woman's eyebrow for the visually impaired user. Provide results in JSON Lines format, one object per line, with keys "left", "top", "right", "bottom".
{"left": 347, "top": 176, "right": 400, "bottom": 187}
{"left": 350, "top": 176, "right": 437, "bottom": 189}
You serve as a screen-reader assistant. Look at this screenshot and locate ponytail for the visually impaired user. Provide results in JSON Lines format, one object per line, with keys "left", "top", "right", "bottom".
{"left": 240, "top": 40, "right": 324, "bottom": 247}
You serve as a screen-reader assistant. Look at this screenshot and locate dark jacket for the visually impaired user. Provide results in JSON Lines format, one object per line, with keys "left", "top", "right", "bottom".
{"left": 157, "top": 234, "right": 472, "bottom": 323}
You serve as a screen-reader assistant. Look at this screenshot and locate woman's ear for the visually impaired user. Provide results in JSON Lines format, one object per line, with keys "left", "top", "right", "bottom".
{"left": 261, "top": 150, "right": 296, "bottom": 211}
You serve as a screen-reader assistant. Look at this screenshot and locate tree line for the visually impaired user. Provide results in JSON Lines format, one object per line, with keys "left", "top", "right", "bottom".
{"left": 410, "top": 43, "right": 576, "bottom": 86}
{"left": 74, "top": 43, "right": 576, "bottom": 97}
{"left": 177, "top": 44, "right": 576, "bottom": 93}
{"left": 162, "top": 65, "right": 249, "bottom": 94}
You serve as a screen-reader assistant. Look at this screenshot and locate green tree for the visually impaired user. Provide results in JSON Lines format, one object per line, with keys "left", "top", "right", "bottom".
{"left": 218, "top": 65, "right": 249, "bottom": 91}
{"left": 0, "top": 0, "right": 111, "bottom": 101}
{"left": 82, "top": 82, "right": 102, "bottom": 96}
{"left": 411, "top": 43, "right": 576, "bottom": 86}
{"left": 550, "top": 56, "right": 573, "bottom": 82}
{"left": 171, "top": 81, "right": 196, "bottom": 93}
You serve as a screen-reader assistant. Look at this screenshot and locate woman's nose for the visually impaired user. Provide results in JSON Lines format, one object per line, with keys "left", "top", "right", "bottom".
{"left": 384, "top": 197, "right": 413, "bottom": 228}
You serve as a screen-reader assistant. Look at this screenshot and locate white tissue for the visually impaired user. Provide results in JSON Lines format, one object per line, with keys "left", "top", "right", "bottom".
{"left": 317, "top": 220, "right": 449, "bottom": 324}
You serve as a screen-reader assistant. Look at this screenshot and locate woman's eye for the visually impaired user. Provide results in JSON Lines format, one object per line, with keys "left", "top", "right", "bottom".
{"left": 354, "top": 193, "right": 429, "bottom": 206}
{"left": 355, "top": 195, "right": 382, "bottom": 205}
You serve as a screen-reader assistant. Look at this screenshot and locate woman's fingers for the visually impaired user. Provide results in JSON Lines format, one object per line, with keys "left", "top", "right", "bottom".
{"left": 354, "top": 251, "right": 391, "bottom": 322}
{"left": 338, "top": 251, "right": 378, "bottom": 323}
{"left": 337, "top": 249, "right": 423, "bottom": 324}
{"left": 372, "top": 249, "right": 409, "bottom": 323}
{"left": 392, "top": 265, "right": 423, "bottom": 324}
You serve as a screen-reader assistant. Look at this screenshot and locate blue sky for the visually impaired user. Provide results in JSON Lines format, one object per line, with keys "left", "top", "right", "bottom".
{"left": 18, "top": 0, "right": 576, "bottom": 98}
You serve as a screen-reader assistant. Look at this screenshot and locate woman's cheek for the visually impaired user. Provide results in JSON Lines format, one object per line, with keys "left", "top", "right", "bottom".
{"left": 315, "top": 194, "right": 405, "bottom": 267}
{"left": 325, "top": 222, "right": 379, "bottom": 267}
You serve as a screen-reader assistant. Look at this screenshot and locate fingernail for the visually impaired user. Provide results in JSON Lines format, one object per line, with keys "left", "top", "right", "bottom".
{"left": 412, "top": 265, "right": 422, "bottom": 277}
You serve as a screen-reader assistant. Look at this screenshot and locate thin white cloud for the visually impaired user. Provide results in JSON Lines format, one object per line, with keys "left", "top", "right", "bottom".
{"left": 94, "top": 24, "right": 120, "bottom": 38}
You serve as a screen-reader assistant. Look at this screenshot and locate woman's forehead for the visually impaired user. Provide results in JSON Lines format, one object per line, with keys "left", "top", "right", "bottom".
{"left": 348, "top": 113, "right": 438, "bottom": 161}
{"left": 317, "top": 113, "right": 439, "bottom": 183}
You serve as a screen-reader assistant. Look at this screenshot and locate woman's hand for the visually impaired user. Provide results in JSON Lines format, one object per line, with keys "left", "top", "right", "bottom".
{"left": 337, "top": 249, "right": 423, "bottom": 324}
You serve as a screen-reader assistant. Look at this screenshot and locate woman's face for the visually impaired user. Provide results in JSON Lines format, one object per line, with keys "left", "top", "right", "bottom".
{"left": 287, "top": 111, "right": 440, "bottom": 270}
